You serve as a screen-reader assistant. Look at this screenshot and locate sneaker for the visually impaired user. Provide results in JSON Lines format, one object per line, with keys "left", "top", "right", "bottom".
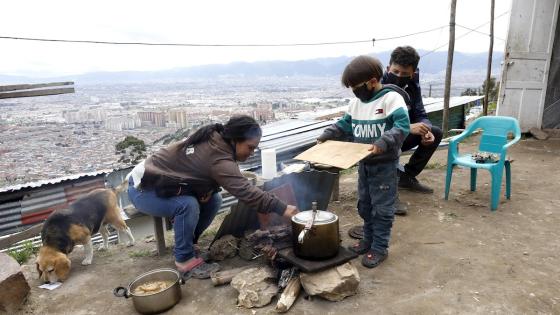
{"left": 361, "top": 250, "right": 388, "bottom": 268}
{"left": 395, "top": 197, "right": 408, "bottom": 216}
{"left": 398, "top": 171, "right": 434, "bottom": 194}
{"left": 348, "top": 240, "right": 371, "bottom": 255}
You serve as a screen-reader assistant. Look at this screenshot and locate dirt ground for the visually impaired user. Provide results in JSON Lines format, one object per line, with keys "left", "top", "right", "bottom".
{"left": 13, "top": 136, "right": 560, "bottom": 315}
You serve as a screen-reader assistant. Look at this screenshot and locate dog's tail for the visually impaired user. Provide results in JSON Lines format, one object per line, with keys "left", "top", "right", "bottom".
{"left": 111, "top": 178, "right": 129, "bottom": 195}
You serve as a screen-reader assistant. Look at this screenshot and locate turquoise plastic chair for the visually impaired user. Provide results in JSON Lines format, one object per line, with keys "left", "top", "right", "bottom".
{"left": 444, "top": 116, "right": 521, "bottom": 211}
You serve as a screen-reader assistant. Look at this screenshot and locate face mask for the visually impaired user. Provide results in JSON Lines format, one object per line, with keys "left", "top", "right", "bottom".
{"left": 386, "top": 72, "right": 411, "bottom": 88}
{"left": 353, "top": 82, "right": 375, "bottom": 102}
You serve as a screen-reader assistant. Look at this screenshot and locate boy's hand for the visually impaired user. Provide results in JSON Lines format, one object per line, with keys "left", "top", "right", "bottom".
{"left": 368, "top": 144, "right": 384, "bottom": 155}
{"left": 421, "top": 131, "right": 435, "bottom": 145}
{"left": 316, "top": 139, "right": 324, "bottom": 144}
{"left": 410, "top": 122, "right": 431, "bottom": 136}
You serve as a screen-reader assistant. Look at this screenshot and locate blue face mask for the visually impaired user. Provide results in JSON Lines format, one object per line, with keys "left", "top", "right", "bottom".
{"left": 353, "top": 82, "right": 376, "bottom": 102}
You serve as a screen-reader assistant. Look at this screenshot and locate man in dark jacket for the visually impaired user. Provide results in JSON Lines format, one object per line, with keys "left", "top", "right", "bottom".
{"left": 382, "top": 46, "right": 443, "bottom": 215}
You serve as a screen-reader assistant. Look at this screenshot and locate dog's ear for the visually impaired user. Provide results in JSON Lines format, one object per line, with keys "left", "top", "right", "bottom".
{"left": 36, "top": 262, "right": 43, "bottom": 278}
{"left": 54, "top": 255, "right": 71, "bottom": 281}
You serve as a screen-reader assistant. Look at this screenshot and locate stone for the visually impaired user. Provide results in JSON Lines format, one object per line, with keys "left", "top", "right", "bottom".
{"left": 231, "top": 267, "right": 278, "bottom": 308}
{"left": 529, "top": 128, "right": 549, "bottom": 140}
{"left": 0, "top": 253, "right": 31, "bottom": 313}
{"left": 209, "top": 234, "right": 239, "bottom": 261}
{"left": 299, "top": 262, "right": 360, "bottom": 302}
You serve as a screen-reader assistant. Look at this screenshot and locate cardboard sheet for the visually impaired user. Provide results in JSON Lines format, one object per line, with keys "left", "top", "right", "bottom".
{"left": 294, "top": 140, "right": 372, "bottom": 169}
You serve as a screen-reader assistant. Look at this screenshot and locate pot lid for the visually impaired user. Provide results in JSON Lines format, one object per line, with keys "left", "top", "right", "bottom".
{"left": 292, "top": 210, "right": 337, "bottom": 225}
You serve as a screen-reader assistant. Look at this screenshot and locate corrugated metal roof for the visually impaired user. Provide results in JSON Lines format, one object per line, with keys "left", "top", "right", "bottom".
{"left": 0, "top": 169, "right": 113, "bottom": 194}
{"left": 423, "top": 96, "right": 484, "bottom": 113}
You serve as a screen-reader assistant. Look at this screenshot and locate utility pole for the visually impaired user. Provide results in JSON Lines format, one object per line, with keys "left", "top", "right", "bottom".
{"left": 429, "top": 84, "right": 432, "bottom": 97}
{"left": 483, "top": 0, "right": 495, "bottom": 116}
{"left": 443, "top": 0, "right": 457, "bottom": 138}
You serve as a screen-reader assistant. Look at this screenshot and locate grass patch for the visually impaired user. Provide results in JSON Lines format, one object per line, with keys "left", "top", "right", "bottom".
{"left": 200, "top": 226, "right": 218, "bottom": 239}
{"left": 128, "top": 249, "right": 152, "bottom": 258}
{"left": 425, "top": 162, "right": 446, "bottom": 170}
{"left": 340, "top": 166, "right": 357, "bottom": 175}
{"left": 8, "top": 240, "right": 39, "bottom": 265}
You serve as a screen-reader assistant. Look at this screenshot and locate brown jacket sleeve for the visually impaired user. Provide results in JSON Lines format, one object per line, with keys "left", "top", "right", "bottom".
{"left": 210, "top": 158, "right": 287, "bottom": 215}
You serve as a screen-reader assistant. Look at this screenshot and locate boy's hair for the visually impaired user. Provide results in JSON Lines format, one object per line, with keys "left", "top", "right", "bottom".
{"left": 389, "top": 46, "right": 420, "bottom": 70}
{"left": 341, "top": 55, "right": 384, "bottom": 88}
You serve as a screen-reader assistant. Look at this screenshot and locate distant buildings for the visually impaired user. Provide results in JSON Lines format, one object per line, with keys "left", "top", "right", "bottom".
{"left": 105, "top": 116, "right": 141, "bottom": 131}
{"left": 253, "top": 103, "right": 274, "bottom": 123}
{"left": 63, "top": 109, "right": 107, "bottom": 123}
{"left": 167, "top": 110, "right": 191, "bottom": 129}
{"left": 137, "top": 111, "right": 166, "bottom": 127}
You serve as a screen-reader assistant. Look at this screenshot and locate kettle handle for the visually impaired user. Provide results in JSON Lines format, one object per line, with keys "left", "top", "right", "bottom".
{"left": 113, "top": 286, "right": 130, "bottom": 298}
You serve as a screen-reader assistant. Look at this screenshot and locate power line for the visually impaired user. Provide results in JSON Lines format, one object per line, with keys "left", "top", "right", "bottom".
{"left": 0, "top": 25, "right": 447, "bottom": 48}
{"left": 421, "top": 11, "right": 509, "bottom": 57}
{"left": 456, "top": 24, "right": 505, "bottom": 41}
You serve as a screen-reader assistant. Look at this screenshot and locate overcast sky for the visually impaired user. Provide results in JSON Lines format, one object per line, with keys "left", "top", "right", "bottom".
{"left": 1, "top": 0, "right": 512, "bottom": 77}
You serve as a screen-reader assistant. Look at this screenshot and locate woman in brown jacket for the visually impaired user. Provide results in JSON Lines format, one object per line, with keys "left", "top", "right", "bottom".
{"left": 127, "top": 115, "right": 298, "bottom": 275}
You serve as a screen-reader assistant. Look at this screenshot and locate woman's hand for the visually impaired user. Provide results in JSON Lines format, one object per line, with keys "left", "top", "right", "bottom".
{"left": 198, "top": 192, "right": 212, "bottom": 203}
{"left": 282, "top": 205, "right": 299, "bottom": 219}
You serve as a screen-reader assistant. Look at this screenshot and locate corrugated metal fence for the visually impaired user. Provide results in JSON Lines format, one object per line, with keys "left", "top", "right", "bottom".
{"left": 0, "top": 174, "right": 105, "bottom": 237}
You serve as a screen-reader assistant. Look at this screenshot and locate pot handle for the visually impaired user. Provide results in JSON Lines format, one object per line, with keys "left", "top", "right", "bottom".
{"left": 113, "top": 286, "right": 130, "bottom": 298}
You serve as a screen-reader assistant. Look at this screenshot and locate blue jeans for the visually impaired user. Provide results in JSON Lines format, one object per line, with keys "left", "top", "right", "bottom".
{"left": 357, "top": 160, "right": 398, "bottom": 254}
{"left": 127, "top": 178, "right": 222, "bottom": 262}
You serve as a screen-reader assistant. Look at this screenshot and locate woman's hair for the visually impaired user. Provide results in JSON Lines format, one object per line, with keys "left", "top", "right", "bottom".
{"left": 341, "top": 55, "right": 384, "bottom": 88}
{"left": 184, "top": 115, "right": 262, "bottom": 147}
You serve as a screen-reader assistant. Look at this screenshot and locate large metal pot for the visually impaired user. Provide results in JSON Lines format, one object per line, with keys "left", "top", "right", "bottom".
{"left": 114, "top": 268, "right": 184, "bottom": 314}
{"left": 291, "top": 208, "right": 340, "bottom": 260}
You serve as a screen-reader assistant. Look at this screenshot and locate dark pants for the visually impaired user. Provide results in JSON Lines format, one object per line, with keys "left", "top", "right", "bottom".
{"left": 357, "top": 160, "right": 398, "bottom": 254}
{"left": 401, "top": 126, "right": 443, "bottom": 177}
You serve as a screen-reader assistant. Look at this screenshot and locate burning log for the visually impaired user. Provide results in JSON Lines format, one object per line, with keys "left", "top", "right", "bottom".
{"left": 275, "top": 277, "right": 301, "bottom": 313}
{"left": 246, "top": 225, "right": 291, "bottom": 242}
{"left": 210, "top": 267, "right": 249, "bottom": 286}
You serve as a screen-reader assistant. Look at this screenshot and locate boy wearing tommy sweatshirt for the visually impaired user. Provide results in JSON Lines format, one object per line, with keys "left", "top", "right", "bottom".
{"left": 317, "top": 55, "right": 410, "bottom": 268}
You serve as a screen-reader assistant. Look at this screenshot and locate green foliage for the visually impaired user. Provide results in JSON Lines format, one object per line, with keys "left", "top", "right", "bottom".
{"left": 482, "top": 77, "right": 500, "bottom": 102}
{"left": 7, "top": 240, "right": 38, "bottom": 265}
{"left": 115, "top": 136, "right": 146, "bottom": 152}
{"left": 116, "top": 136, "right": 147, "bottom": 165}
{"left": 153, "top": 128, "right": 191, "bottom": 145}
{"left": 461, "top": 88, "right": 479, "bottom": 96}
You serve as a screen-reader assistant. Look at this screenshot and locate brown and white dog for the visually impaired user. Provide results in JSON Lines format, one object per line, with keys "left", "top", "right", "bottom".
{"left": 36, "top": 186, "right": 135, "bottom": 283}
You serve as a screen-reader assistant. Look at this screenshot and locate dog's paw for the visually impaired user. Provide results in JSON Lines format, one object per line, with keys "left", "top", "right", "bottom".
{"left": 126, "top": 241, "right": 135, "bottom": 247}
{"left": 81, "top": 259, "right": 92, "bottom": 265}
{"left": 98, "top": 245, "right": 108, "bottom": 251}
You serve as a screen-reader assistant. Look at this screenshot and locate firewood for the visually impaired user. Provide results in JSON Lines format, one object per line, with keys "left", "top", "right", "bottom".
{"left": 275, "top": 277, "right": 301, "bottom": 313}
{"left": 210, "top": 267, "right": 248, "bottom": 286}
{"left": 246, "top": 229, "right": 271, "bottom": 242}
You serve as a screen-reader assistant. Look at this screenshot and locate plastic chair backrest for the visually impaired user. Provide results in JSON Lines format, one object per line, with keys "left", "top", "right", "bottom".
{"left": 469, "top": 116, "right": 519, "bottom": 154}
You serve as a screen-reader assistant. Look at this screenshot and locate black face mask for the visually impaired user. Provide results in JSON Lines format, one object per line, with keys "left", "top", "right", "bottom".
{"left": 353, "top": 83, "right": 375, "bottom": 102}
{"left": 386, "top": 72, "right": 411, "bottom": 88}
